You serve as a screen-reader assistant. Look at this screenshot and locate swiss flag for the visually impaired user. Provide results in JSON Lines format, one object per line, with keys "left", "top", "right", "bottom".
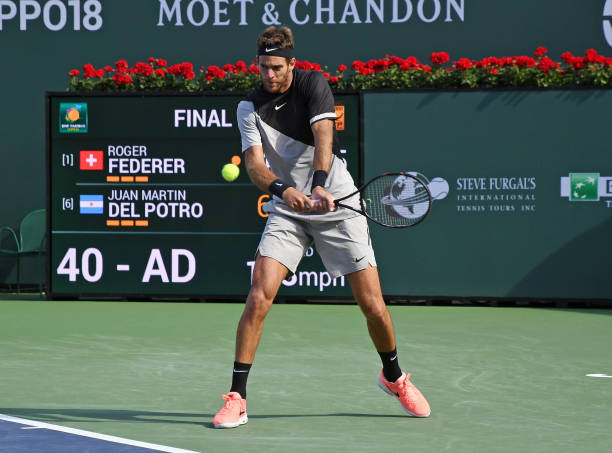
{"left": 80, "top": 150, "right": 104, "bottom": 170}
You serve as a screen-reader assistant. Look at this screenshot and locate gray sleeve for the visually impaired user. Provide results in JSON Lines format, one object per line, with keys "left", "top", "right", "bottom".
{"left": 237, "top": 100, "right": 262, "bottom": 152}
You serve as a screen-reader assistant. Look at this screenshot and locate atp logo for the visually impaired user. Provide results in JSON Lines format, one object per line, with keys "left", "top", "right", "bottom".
{"left": 604, "top": 0, "right": 612, "bottom": 46}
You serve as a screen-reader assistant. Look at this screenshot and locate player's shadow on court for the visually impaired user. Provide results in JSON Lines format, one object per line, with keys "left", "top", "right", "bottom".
{"left": 201, "top": 412, "right": 410, "bottom": 429}
{"left": 1, "top": 408, "right": 407, "bottom": 429}
{"left": 0, "top": 408, "right": 205, "bottom": 426}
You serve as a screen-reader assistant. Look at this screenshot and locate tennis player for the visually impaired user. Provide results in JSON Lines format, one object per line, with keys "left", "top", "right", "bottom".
{"left": 213, "top": 26, "right": 430, "bottom": 428}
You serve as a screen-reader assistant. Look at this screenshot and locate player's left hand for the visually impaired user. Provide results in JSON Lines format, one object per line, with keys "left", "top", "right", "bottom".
{"left": 311, "top": 186, "right": 337, "bottom": 212}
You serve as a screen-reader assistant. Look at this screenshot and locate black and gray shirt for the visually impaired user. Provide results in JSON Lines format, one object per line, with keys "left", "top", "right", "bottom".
{"left": 237, "top": 68, "right": 359, "bottom": 220}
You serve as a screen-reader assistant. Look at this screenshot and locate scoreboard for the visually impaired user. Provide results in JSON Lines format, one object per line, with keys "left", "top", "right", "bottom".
{"left": 47, "top": 93, "right": 360, "bottom": 299}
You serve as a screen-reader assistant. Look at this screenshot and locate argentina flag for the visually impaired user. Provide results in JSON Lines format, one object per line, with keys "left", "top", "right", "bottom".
{"left": 80, "top": 195, "right": 104, "bottom": 214}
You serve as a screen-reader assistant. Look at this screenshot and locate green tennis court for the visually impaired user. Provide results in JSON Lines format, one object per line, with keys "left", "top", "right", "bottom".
{"left": 1, "top": 298, "right": 611, "bottom": 453}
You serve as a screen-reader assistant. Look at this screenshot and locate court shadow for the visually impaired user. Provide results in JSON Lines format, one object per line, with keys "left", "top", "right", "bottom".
{"left": 201, "top": 412, "right": 414, "bottom": 429}
{"left": 0, "top": 408, "right": 207, "bottom": 426}
{"left": 2, "top": 408, "right": 409, "bottom": 430}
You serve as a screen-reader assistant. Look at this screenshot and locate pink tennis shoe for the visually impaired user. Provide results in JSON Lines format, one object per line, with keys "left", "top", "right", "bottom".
{"left": 377, "top": 370, "right": 431, "bottom": 417}
{"left": 213, "top": 392, "right": 248, "bottom": 428}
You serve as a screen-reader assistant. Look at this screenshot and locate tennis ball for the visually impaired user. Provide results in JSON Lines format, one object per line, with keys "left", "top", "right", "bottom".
{"left": 221, "top": 163, "right": 240, "bottom": 182}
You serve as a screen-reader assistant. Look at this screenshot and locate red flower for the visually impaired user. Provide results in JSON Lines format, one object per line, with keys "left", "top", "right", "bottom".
{"left": 399, "top": 56, "right": 419, "bottom": 70}
{"left": 235, "top": 60, "right": 247, "bottom": 72}
{"left": 337, "top": 64, "right": 347, "bottom": 72}
{"left": 330, "top": 76, "right": 339, "bottom": 83}
{"left": 454, "top": 58, "right": 472, "bottom": 70}
{"left": 104, "top": 66, "right": 114, "bottom": 72}
{"left": 206, "top": 65, "right": 226, "bottom": 79}
{"left": 223, "top": 63, "right": 236, "bottom": 72}
{"left": 430, "top": 51, "right": 450, "bottom": 65}
{"left": 561, "top": 52, "right": 574, "bottom": 65}
{"left": 537, "top": 56, "right": 559, "bottom": 72}
{"left": 155, "top": 68, "right": 166, "bottom": 77}
{"left": 69, "top": 69, "right": 80, "bottom": 77}
{"left": 156, "top": 59, "right": 167, "bottom": 67}
{"left": 388, "top": 55, "right": 405, "bottom": 66}
{"left": 115, "top": 59, "right": 129, "bottom": 70}
{"left": 113, "top": 72, "right": 132, "bottom": 85}
{"left": 134, "top": 62, "right": 154, "bottom": 77}
{"left": 585, "top": 48, "right": 598, "bottom": 61}
{"left": 248, "top": 64, "right": 259, "bottom": 75}
{"left": 181, "top": 62, "right": 194, "bottom": 74}
{"left": 323, "top": 72, "right": 330, "bottom": 79}
{"left": 513, "top": 56, "right": 536, "bottom": 68}
{"left": 571, "top": 56, "right": 586, "bottom": 70}
{"left": 82, "top": 63, "right": 96, "bottom": 78}
{"left": 479, "top": 56, "right": 503, "bottom": 68}
{"left": 296, "top": 60, "right": 322, "bottom": 71}
{"left": 148, "top": 57, "right": 156, "bottom": 63}
{"left": 585, "top": 48, "right": 605, "bottom": 64}
{"left": 365, "top": 58, "right": 389, "bottom": 72}
{"left": 167, "top": 64, "right": 181, "bottom": 75}
{"left": 534, "top": 46, "right": 548, "bottom": 58}
{"left": 95, "top": 69, "right": 105, "bottom": 78}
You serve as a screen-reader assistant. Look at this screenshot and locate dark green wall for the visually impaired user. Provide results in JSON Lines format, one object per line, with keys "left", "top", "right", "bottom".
{"left": 364, "top": 90, "right": 612, "bottom": 300}
{"left": 2, "top": 0, "right": 611, "bottom": 286}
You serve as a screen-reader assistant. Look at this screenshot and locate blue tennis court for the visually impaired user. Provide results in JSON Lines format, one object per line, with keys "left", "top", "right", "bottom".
{"left": 0, "top": 415, "right": 198, "bottom": 453}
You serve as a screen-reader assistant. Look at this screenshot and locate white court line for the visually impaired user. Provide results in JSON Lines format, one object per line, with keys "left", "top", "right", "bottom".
{"left": 586, "top": 374, "right": 612, "bottom": 378}
{"left": 0, "top": 414, "right": 200, "bottom": 453}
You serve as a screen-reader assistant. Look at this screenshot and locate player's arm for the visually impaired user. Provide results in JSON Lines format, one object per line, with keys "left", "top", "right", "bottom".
{"left": 244, "top": 146, "right": 314, "bottom": 212}
{"left": 307, "top": 72, "right": 338, "bottom": 212}
{"left": 311, "top": 118, "right": 337, "bottom": 212}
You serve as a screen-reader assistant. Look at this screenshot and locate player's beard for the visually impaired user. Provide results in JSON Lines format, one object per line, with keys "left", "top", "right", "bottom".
{"left": 262, "top": 67, "right": 292, "bottom": 94}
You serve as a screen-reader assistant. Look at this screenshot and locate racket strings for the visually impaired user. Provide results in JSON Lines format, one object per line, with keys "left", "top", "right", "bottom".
{"left": 362, "top": 174, "right": 431, "bottom": 227}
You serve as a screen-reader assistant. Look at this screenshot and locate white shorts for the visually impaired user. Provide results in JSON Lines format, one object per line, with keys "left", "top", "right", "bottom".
{"left": 257, "top": 212, "right": 377, "bottom": 279}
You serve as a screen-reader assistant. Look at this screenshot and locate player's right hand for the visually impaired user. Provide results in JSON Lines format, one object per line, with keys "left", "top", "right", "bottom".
{"left": 282, "top": 187, "right": 316, "bottom": 212}
{"left": 311, "top": 186, "right": 337, "bottom": 212}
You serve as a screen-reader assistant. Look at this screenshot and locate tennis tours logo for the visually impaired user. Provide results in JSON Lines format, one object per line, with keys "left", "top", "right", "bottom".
{"left": 560, "top": 172, "right": 612, "bottom": 206}
{"left": 59, "top": 102, "right": 88, "bottom": 133}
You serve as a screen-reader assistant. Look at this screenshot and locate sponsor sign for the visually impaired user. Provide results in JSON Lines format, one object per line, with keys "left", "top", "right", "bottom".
{"left": 561, "top": 173, "right": 612, "bottom": 205}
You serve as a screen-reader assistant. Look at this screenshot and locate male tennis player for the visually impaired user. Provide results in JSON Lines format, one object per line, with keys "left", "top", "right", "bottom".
{"left": 213, "top": 26, "right": 430, "bottom": 428}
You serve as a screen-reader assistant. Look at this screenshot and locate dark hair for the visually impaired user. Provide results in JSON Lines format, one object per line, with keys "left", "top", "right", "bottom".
{"left": 257, "top": 26, "right": 295, "bottom": 50}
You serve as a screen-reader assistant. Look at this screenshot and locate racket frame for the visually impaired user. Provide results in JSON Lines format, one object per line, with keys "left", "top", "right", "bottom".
{"left": 333, "top": 172, "right": 432, "bottom": 228}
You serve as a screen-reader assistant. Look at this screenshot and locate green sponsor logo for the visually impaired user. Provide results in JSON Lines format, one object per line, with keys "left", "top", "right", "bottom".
{"left": 59, "top": 103, "right": 88, "bottom": 133}
{"left": 570, "top": 173, "right": 599, "bottom": 201}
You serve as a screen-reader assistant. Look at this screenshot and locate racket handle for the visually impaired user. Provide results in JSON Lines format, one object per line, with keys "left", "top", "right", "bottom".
{"left": 311, "top": 198, "right": 338, "bottom": 211}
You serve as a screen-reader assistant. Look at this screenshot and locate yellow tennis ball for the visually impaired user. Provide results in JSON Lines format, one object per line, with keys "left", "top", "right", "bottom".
{"left": 222, "top": 163, "right": 240, "bottom": 182}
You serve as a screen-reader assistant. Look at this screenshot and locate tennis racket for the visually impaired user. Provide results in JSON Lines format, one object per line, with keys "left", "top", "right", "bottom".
{"left": 315, "top": 172, "right": 432, "bottom": 228}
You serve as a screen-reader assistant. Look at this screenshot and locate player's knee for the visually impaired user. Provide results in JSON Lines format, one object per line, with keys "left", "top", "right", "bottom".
{"left": 360, "top": 299, "right": 388, "bottom": 322}
{"left": 245, "top": 288, "right": 273, "bottom": 320}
